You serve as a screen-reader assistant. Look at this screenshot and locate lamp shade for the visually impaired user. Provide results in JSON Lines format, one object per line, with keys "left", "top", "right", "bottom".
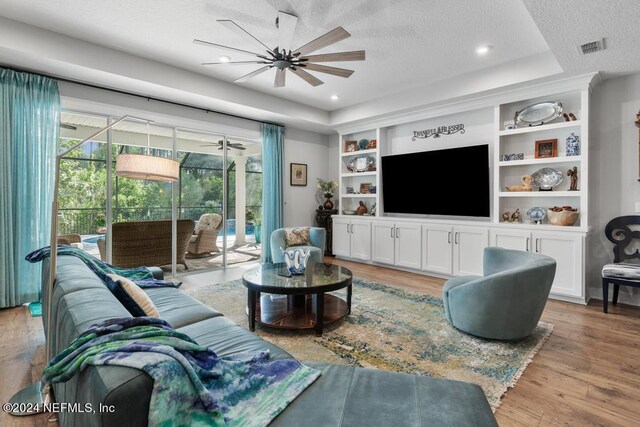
{"left": 115, "top": 154, "right": 179, "bottom": 182}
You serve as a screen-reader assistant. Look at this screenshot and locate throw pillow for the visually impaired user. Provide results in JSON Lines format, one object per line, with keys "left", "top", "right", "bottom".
{"left": 106, "top": 274, "right": 161, "bottom": 318}
{"left": 284, "top": 227, "right": 311, "bottom": 247}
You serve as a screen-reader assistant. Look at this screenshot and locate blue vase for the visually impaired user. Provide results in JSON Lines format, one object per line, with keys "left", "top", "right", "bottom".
{"left": 566, "top": 133, "right": 580, "bottom": 156}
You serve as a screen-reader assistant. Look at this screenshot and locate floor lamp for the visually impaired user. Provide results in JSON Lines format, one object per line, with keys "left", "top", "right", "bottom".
{"left": 8, "top": 115, "right": 179, "bottom": 415}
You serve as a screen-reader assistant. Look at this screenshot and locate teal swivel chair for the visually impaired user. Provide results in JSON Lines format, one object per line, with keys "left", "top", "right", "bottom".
{"left": 270, "top": 227, "right": 326, "bottom": 264}
{"left": 443, "top": 247, "right": 556, "bottom": 341}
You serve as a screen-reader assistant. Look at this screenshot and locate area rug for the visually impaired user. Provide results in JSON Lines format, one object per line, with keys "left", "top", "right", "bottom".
{"left": 185, "top": 277, "right": 553, "bottom": 410}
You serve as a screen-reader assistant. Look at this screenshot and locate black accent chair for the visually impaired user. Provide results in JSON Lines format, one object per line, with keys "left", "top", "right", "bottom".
{"left": 602, "top": 216, "right": 640, "bottom": 313}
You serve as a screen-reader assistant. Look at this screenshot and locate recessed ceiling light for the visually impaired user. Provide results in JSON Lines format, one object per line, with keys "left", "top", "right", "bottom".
{"left": 475, "top": 45, "right": 493, "bottom": 55}
{"left": 331, "top": 94, "right": 339, "bottom": 101}
{"left": 218, "top": 55, "right": 231, "bottom": 63}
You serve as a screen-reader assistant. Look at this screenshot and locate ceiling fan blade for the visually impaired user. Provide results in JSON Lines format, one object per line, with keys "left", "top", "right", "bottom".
{"left": 290, "top": 67, "right": 324, "bottom": 87}
{"left": 193, "top": 39, "right": 264, "bottom": 58}
{"left": 277, "top": 11, "right": 298, "bottom": 52}
{"left": 274, "top": 68, "right": 286, "bottom": 88}
{"left": 217, "top": 19, "right": 271, "bottom": 53}
{"left": 304, "top": 63, "right": 354, "bottom": 78}
{"left": 302, "top": 50, "right": 365, "bottom": 62}
{"left": 230, "top": 145, "right": 247, "bottom": 150}
{"left": 293, "top": 27, "right": 350, "bottom": 56}
{"left": 60, "top": 123, "right": 78, "bottom": 130}
{"left": 234, "top": 66, "right": 271, "bottom": 83}
{"left": 201, "top": 60, "right": 268, "bottom": 65}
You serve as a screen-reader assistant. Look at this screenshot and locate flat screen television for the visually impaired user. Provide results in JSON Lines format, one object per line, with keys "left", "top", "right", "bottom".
{"left": 381, "top": 144, "right": 490, "bottom": 217}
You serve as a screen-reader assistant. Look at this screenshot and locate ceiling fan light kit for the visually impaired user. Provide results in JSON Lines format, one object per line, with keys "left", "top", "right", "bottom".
{"left": 195, "top": 10, "right": 365, "bottom": 88}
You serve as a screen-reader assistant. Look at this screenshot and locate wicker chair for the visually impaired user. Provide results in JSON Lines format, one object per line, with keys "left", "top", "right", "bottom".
{"left": 187, "top": 213, "right": 223, "bottom": 257}
{"left": 97, "top": 219, "right": 195, "bottom": 269}
{"left": 57, "top": 234, "right": 83, "bottom": 249}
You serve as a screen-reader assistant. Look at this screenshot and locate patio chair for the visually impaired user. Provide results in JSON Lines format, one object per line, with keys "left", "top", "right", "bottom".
{"left": 97, "top": 219, "right": 194, "bottom": 269}
{"left": 57, "top": 233, "right": 83, "bottom": 249}
{"left": 187, "top": 213, "right": 223, "bottom": 257}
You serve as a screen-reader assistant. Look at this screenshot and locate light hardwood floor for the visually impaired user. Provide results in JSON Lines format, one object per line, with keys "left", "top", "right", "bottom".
{"left": 1, "top": 258, "right": 639, "bottom": 426}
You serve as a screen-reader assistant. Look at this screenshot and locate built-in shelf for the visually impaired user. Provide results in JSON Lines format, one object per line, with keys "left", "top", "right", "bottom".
{"left": 340, "top": 194, "right": 377, "bottom": 198}
{"left": 340, "top": 148, "right": 377, "bottom": 157}
{"left": 498, "top": 156, "right": 583, "bottom": 167}
{"left": 498, "top": 120, "right": 581, "bottom": 136}
{"left": 498, "top": 191, "right": 582, "bottom": 198}
{"left": 341, "top": 171, "right": 377, "bottom": 177}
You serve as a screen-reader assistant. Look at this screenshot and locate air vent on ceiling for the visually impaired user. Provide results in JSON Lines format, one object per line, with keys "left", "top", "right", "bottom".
{"left": 577, "top": 38, "right": 605, "bottom": 55}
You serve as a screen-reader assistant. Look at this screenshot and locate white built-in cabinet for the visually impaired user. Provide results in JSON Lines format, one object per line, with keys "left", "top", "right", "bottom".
{"left": 333, "top": 218, "right": 371, "bottom": 261}
{"left": 335, "top": 217, "right": 587, "bottom": 303}
{"left": 490, "top": 229, "right": 584, "bottom": 299}
{"left": 333, "top": 73, "right": 597, "bottom": 304}
{"left": 372, "top": 221, "right": 421, "bottom": 269}
{"left": 422, "top": 225, "right": 453, "bottom": 275}
{"left": 453, "top": 226, "right": 489, "bottom": 276}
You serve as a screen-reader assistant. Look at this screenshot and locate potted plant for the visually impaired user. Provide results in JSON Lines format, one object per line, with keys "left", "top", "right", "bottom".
{"left": 317, "top": 178, "right": 338, "bottom": 210}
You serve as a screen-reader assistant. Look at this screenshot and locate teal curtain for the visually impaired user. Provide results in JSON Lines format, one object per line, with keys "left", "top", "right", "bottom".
{"left": 0, "top": 68, "right": 59, "bottom": 308}
{"left": 261, "top": 123, "right": 284, "bottom": 263}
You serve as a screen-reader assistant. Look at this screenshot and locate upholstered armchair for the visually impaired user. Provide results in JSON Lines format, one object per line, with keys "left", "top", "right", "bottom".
{"left": 443, "top": 247, "right": 556, "bottom": 341}
{"left": 187, "top": 213, "right": 223, "bottom": 257}
{"left": 270, "top": 227, "right": 326, "bottom": 264}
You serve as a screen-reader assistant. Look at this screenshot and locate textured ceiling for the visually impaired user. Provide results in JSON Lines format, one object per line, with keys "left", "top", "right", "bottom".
{"left": 0, "top": 0, "right": 552, "bottom": 111}
{"left": 522, "top": 0, "right": 640, "bottom": 80}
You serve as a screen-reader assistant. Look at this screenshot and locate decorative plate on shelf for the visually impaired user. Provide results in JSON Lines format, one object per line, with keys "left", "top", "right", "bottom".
{"left": 357, "top": 139, "right": 369, "bottom": 150}
{"left": 514, "top": 101, "right": 563, "bottom": 127}
{"left": 531, "top": 167, "right": 563, "bottom": 190}
{"left": 527, "top": 207, "right": 546, "bottom": 223}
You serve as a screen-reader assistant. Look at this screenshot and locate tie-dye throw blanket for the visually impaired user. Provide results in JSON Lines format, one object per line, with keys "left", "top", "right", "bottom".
{"left": 26, "top": 246, "right": 177, "bottom": 289}
{"left": 43, "top": 317, "right": 321, "bottom": 426}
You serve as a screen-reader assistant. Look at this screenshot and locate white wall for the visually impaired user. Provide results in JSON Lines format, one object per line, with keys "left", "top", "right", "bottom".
{"left": 283, "top": 128, "right": 331, "bottom": 227}
{"left": 589, "top": 72, "right": 640, "bottom": 305}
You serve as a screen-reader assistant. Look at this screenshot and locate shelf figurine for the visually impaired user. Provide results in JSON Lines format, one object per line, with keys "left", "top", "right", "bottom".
{"left": 502, "top": 211, "right": 511, "bottom": 223}
{"left": 567, "top": 166, "right": 578, "bottom": 191}
{"left": 510, "top": 208, "right": 521, "bottom": 223}
{"left": 356, "top": 201, "right": 368, "bottom": 216}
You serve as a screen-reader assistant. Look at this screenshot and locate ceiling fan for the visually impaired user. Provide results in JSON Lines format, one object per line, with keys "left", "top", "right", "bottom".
{"left": 60, "top": 123, "right": 77, "bottom": 130}
{"left": 200, "top": 140, "right": 246, "bottom": 151}
{"left": 194, "top": 10, "right": 365, "bottom": 88}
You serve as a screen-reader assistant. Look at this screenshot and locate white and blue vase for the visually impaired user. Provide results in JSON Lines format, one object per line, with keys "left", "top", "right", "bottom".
{"left": 280, "top": 247, "right": 311, "bottom": 275}
{"left": 566, "top": 133, "right": 580, "bottom": 156}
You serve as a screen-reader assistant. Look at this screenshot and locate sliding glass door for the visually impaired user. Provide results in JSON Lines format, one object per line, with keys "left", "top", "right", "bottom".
{"left": 58, "top": 110, "right": 262, "bottom": 276}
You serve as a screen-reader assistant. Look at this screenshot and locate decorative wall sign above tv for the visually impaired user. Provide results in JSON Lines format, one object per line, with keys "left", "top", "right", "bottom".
{"left": 412, "top": 123, "right": 465, "bottom": 140}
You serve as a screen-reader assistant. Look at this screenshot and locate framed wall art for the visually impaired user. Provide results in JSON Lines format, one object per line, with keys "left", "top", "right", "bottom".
{"left": 534, "top": 139, "right": 558, "bottom": 158}
{"left": 344, "top": 140, "right": 357, "bottom": 152}
{"left": 290, "top": 163, "right": 307, "bottom": 186}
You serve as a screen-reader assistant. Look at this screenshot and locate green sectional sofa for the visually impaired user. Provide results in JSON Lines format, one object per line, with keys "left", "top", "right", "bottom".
{"left": 42, "top": 254, "right": 497, "bottom": 426}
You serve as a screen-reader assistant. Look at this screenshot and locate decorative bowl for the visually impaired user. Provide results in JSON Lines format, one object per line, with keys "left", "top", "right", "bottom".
{"left": 532, "top": 167, "right": 563, "bottom": 190}
{"left": 281, "top": 247, "right": 310, "bottom": 275}
{"left": 527, "top": 207, "right": 546, "bottom": 223}
{"left": 342, "top": 210, "right": 356, "bottom": 215}
{"left": 547, "top": 209, "right": 579, "bottom": 226}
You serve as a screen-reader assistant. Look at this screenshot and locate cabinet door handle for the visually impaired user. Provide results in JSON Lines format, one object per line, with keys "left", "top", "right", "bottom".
{"left": 535, "top": 238, "right": 540, "bottom": 253}
{"left": 454, "top": 232, "right": 459, "bottom": 245}
{"left": 448, "top": 231, "right": 452, "bottom": 244}
{"left": 391, "top": 227, "right": 394, "bottom": 238}
{"left": 347, "top": 223, "right": 350, "bottom": 234}
{"left": 350, "top": 224, "right": 354, "bottom": 234}
{"left": 396, "top": 227, "right": 399, "bottom": 239}
{"left": 526, "top": 237, "right": 530, "bottom": 252}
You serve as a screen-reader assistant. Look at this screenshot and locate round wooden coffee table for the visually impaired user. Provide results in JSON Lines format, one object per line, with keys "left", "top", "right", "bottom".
{"left": 242, "top": 262, "right": 352, "bottom": 336}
